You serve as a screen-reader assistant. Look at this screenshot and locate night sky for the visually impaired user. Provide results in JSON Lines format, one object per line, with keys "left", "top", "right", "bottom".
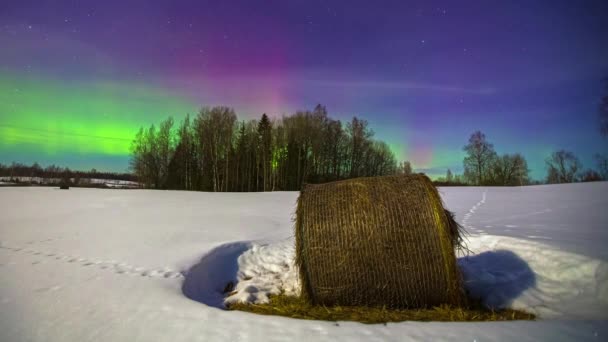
{"left": 1, "top": 0, "right": 607, "bottom": 179}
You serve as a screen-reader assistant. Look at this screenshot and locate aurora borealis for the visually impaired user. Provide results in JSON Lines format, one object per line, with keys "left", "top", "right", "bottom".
{"left": 1, "top": 1, "right": 608, "bottom": 179}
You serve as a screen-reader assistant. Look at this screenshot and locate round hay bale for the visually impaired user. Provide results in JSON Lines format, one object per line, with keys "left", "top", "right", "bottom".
{"left": 295, "top": 174, "right": 465, "bottom": 308}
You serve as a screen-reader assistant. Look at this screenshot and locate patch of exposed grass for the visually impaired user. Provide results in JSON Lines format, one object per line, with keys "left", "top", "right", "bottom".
{"left": 227, "top": 294, "right": 535, "bottom": 324}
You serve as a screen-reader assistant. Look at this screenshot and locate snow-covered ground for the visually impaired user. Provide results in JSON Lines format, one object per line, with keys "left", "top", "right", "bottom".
{"left": 0, "top": 184, "right": 607, "bottom": 341}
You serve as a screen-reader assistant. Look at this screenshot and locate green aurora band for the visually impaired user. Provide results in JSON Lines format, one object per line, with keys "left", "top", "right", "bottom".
{"left": 0, "top": 73, "right": 197, "bottom": 170}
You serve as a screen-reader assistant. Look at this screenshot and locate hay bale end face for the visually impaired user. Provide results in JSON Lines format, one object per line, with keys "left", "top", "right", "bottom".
{"left": 295, "top": 174, "right": 465, "bottom": 309}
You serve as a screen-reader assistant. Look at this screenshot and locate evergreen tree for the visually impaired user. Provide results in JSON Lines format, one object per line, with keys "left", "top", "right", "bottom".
{"left": 257, "top": 113, "right": 272, "bottom": 191}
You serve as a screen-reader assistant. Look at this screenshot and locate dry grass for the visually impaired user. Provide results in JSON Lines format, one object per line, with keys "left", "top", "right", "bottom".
{"left": 227, "top": 294, "right": 535, "bottom": 323}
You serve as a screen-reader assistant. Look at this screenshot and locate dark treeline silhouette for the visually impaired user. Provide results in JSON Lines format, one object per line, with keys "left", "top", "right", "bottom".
{"left": 545, "top": 150, "right": 608, "bottom": 183}
{"left": 433, "top": 168, "right": 468, "bottom": 186}
{"left": 0, "top": 162, "right": 137, "bottom": 186}
{"left": 599, "top": 77, "right": 608, "bottom": 137}
{"left": 461, "top": 131, "right": 530, "bottom": 186}
{"left": 130, "top": 105, "right": 401, "bottom": 191}
{"left": 454, "top": 130, "right": 607, "bottom": 186}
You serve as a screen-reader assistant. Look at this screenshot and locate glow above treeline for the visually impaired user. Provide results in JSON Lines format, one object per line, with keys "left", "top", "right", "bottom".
{"left": 0, "top": 73, "right": 197, "bottom": 157}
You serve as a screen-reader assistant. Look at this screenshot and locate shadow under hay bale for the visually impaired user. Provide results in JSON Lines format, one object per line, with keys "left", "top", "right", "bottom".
{"left": 458, "top": 250, "right": 536, "bottom": 309}
{"left": 296, "top": 174, "right": 466, "bottom": 309}
{"left": 182, "top": 242, "right": 252, "bottom": 308}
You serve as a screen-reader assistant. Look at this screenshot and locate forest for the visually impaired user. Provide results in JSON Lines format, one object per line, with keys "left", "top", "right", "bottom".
{"left": 129, "top": 105, "right": 403, "bottom": 191}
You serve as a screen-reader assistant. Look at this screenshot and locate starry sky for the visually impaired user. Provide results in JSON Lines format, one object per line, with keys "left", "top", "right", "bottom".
{"left": 1, "top": 0, "right": 607, "bottom": 179}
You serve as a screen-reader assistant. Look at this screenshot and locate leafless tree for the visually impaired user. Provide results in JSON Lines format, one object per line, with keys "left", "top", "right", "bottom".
{"left": 595, "top": 153, "right": 608, "bottom": 180}
{"left": 600, "top": 78, "right": 608, "bottom": 137}
{"left": 463, "top": 131, "right": 497, "bottom": 185}
{"left": 489, "top": 153, "right": 529, "bottom": 186}
{"left": 545, "top": 150, "right": 581, "bottom": 183}
{"left": 396, "top": 161, "right": 412, "bottom": 175}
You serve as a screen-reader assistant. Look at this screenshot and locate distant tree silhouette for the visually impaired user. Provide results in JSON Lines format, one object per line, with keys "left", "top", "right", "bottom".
{"left": 0, "top": 162, "right": 136, "bottom": 186}
{"left": 595, "top": 153, "right": 608, "bottom": 180}
{"left": 463, "top": 131, "right": 497, "bottom": 185}
{"left": 581, "top": 169, "right": 602, "bottom": 182}
{"left": 488, "top": 153, "right": 529, "bottom": 186}
{"left": 545, "top": 150, "right": 581, "bottom": 183}
{"left": 396, "top": 161, "right": 412, "bottom": 175}
{"left": 600, "top": 78, "right": 608, "bottom": 137}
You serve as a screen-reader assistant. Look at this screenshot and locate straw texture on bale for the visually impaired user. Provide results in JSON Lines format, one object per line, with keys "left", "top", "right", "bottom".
{"left": 295, "top": 174, "right": 465, "bottom": 309}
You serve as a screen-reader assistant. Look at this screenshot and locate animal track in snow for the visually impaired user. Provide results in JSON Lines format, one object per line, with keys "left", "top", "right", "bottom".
{"left": 461, "top": 190, "right": 487, "bottom": 232}
{"left": 0, "top": 243, "right": 185, "bottom": 280}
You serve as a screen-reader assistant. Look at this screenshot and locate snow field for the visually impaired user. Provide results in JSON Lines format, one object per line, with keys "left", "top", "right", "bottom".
{"left": 1, "top": 183, "right": 607, "bottom": 341}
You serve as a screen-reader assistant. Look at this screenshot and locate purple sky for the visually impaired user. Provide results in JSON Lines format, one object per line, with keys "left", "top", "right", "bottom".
{"left": 1, "top": 0, "right": 607, "bottom": 179}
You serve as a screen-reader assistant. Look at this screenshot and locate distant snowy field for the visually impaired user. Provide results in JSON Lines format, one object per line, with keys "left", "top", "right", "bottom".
{"left": 1, "top": 183, "right": 607, "bottom": 341}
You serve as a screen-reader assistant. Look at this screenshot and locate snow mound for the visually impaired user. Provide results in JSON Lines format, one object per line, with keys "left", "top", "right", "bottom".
{"left": 182, "top": 242, "right": 253, "bottom": 308}
{"left": 225, "top": 239, "right": 300, "bottom": 305}
{"left": 461, "top": 234, "right": 608, "bottom": 319}
{"left": 181, "top": 239, "right": 300, "bottom": 308}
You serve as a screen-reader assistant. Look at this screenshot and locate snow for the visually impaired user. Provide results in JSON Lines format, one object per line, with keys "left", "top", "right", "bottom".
{"left": 1, "top": 183, "right": 607, "bottom": 341}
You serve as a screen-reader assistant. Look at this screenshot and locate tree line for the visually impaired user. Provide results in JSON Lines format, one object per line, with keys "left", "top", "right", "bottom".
{"left": 3, "top": 127, "right": 605, "bottom": 189}
{"left": 441, "top": 130, "right": 607, "bottom": 186}
{"left": 0, "top": 162, "right": 137, "bottom": 183}
{"left": 130, "top": 105, "right": 402, "bottom": 191}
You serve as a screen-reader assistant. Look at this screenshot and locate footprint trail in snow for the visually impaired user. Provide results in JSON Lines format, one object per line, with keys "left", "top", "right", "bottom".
{"left": 461, "top": 190, "right": 487, "bottom": 233}
{"left": 0, "top": 241, "right": 184, "bottom": 280}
